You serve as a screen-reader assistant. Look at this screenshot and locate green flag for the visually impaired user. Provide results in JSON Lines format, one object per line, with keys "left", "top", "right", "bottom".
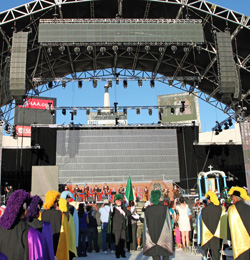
{"left": 125, "top": 176, "right": 134, "bottom": 203}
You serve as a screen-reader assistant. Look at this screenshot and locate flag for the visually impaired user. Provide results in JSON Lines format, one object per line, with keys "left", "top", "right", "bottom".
{"left": 125, "top": 176, "right": 134, "bottom": 203}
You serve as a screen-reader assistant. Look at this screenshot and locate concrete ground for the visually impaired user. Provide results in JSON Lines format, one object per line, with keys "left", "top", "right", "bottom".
{"left": 74, "top": 247, "right": 204, "bottom": 260}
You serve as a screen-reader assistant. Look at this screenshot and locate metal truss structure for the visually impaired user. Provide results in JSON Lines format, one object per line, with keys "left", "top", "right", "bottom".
{"left": 0, "top": 0, "right": 250, "bottom": 125}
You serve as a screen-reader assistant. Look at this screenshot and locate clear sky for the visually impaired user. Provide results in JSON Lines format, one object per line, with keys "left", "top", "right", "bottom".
{"left": 1, "top": 0, "right": 249, "bottom": 133}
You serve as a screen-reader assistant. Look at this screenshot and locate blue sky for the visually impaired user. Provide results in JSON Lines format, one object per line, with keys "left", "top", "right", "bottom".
{"left": 1, "top": 0, "right": 249, "bottom": 132}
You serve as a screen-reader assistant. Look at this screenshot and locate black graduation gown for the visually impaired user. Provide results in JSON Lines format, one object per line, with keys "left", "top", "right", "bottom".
{"left": 143, "top": 203, "right": 173, "bottom": 257}
{"left": 201, "top": 203, "right": 222, "bottom": 250}
{"left": 41, "top": 208, "right": 62, "bottom": 255}
{"left": 0, "top": 219, "right": 30, "bottom": 260}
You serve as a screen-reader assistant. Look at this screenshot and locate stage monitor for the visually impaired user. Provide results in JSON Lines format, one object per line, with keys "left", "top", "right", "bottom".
{"left": 56, "top": 128, "right": 180, "bottom": 183}
{"left": 39, "top": 19, "right": 204, "bottom": 45}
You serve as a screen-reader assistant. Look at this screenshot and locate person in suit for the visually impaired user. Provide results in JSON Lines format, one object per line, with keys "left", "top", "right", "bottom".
{"left": 110, "top": 193, "right": 131, "bottom": 258}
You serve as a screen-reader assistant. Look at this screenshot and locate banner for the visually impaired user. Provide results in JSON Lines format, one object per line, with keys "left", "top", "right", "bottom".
{"left": 239, "top": 121, "right": 250, "bottom": 189}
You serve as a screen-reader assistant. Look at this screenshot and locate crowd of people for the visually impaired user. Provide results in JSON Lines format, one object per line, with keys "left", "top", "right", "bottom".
{"left": 0, "top": 185, "right": 250, "bottom": 260}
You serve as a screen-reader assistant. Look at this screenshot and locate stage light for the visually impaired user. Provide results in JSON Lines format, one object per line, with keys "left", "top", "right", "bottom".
{"left": 216, "top": 121, "right": 222, "bottom": 132}
{"left": 224, "top": 122, "right": 229, "bottom": 130}
{"left": 215, "top": 129, "right": 220, "bottom": 135}
{"left": 86, "top": 109, "right": 90, "bottom": 115}
{"left": 108, "top": 80, "right": 112, "bottom": 88}
{"left": 93, "top": 79, "right": 97, "bottom": 88}
{"left": 62, "top": 81, "right": 66, "bottom": 89}
{"left": 59, "top": 46, "right": 65, "bottom": 55}
{"left": 196, "top": 45, "right": 202, "bottom": 54}
{"left": 87, "top": 45, "right": 93, "bottom": 54}
{"left": 110, "top": 108, "right": 114, "bottom": 114}
{"left": 112, "top": 45, "right": 118, "bottom": 53}
{"left": 47, "top": 47, "right": 52, "bottom": 55}
{"left": 168, "top": 80, "right": 173, "bottom": 87}
{"left": 97, "top": 109, "right": 101, "bottom": 115}
{"left": 78, "top": 80, "right": 82, "bottom": 89}
{"left": 123, "top": 80, "right": 128, "bottom": 88}
{"left": 62, "top": 109, "right": 66, "bottom": 115}
{"left": 228, "top": 118, "right": 233, "bottom": 126}
{"left": 148, "top": 108, "right": 152, "bottom": 116}
{"left": 145, "top": 45, "right": 150, "bottom": 53}
{"left": 12, "top": 125, "right": 17, "bottom": 139}
{"left": 159, "top": 47, "right": 164, "bottom": 55}
{"left": 150, "top": 80, "right": 155, "bottom": 88}
{"left": 51, "top": 109, "right": 55, "bottom": 116}
{"left": 4, "top": 124, "right": 11, "bottom": 134}
{"left": 171, "top": 45, "right": 177, "bottom": 54}
{"left": 114, "top": 102, "right": 118, "bottom": 113}
{"left": 123, "top": 108, "right": 127, "bottom": 116}
{"left": 74, "top": 47, "right": 80, "bottom": 55}
{"left": 171, "top": 108, "right": 175, "bottom": 114}
{"left": 136, "top": 108, "right": 140, "bottom": 115}
{"left": 138, "top": 79, "right": 142, "bottom": 88}
{"left": 100, "top": 47, "right": 106, "bottom": 55}
{"left": 48, "top": 81, "right": 53, "bottom": 89}
{"left": 127, "top": 47, "right": 133, "bottom": 54}
{"left": 183, "top": 47, "right": 189, "bottom": 53}
{"left": 180, "top": 101, "right": 185, "bottom": 113}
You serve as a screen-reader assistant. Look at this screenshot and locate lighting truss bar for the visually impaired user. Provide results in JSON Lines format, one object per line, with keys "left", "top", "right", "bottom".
{"left": 32, "top": 76, "right": 200, "bottom": 83}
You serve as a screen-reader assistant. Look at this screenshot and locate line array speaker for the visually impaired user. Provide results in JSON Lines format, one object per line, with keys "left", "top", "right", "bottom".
{"left": 9, "top": 32, "right": 28, "bottom": 103}
{"left": 216, "top": 31, "right": 239, "bottom": 98}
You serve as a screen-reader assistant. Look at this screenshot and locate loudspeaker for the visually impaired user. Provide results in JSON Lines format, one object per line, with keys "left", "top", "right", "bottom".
{"left": 9, "top": 32, "right": 28, "bottom": 100}
{"left": 102, "top": 196, "right": 107, "bottom": 200}
{"left": 216, "top": 31, "right": 240, "bottom": 97}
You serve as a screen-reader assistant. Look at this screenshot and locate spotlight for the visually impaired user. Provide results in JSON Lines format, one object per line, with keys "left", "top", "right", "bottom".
{"left": 112, "top": 45, "right": 118, "bottom": 53}
{"left": 168, "top": 80, "right": 173, "bottom": 87}
{"left": 97, "top": 109, "right": 101, "bottom": 116}
{"left": 148, "top": 108, "right": 152, "bottom": 115}
{"left": 4, "top": 124, "right": 11, "bottom": 134}
{"left": 171, "top": 45, "right": 177, "bottom": 54}
{"left": 114, "top": 102, "right": 118, "bottom": 113}
{"left": 108, "top": 80, "right": 112, "bottom": 88}
{"left": 180, "top": 101, "right": 185, "bottom": 113}
{"left": 224, "top": 122, "right": 229, "bottom": 130}
{"left": 12, "top": 126, "right": 17, "bottom": 139}
{"left": 196, "top": 45, "right": 202, "bottom": 54}
{"left": 150, "top": 80, "right": 155, "bottom": 88}
{"left": 62, "top": 109, "right": 66, "bottom": 115}
{"left": 100, "top": 47, "right": 106, "bottom": 55}
{"left": 48, "top": 81, "right": 53, "bottom": 89}
{"left": 78, "top": 80, "right": 82, "bottom": 89}
{"left": 123, "top": 108, "right": 127, "bottom": 116}
{"left": 51, "top": 109, "right": 55, "bottom": 116}
{"left": 183, "top": 47, "right": 189, "bottom": 53}
{"left": 74, "top": 47, "right": 80, "bottom": 55}
{"left": 171, "top": 108, "right": 175, "bottom": 114}
{"left": 123, "top": 80, "right": 128, "bottom": 88}
{"left": 228, "top": 118, "right": 233, "bottom": 126}
{"left": 93, "top": 79, "right": 97, "bottom": 88}
{"left": 145, "top": 45, "right": 150, "bottom": 53}
{"left": 136, "top": 108, "right": 140, "bottom": 115}
{"left": 62, "top": 81, "right": 66, "bottom": 89}
{"left": 215, "top": 128, "right": 219, "bottom": 135}
{"left": 47, "top": 47, "right": 52, "bottom": 55}
{"left": 110, "top": 108, "right": 114, "bottom": 114}
{"left": 59, "top": 46, "right": 65, "bottom": 55}
{"left": 159, "top": 47, "right": 165, "bottom": 55}
{"left": 216, "top": 121, "right": 222, "bottom": 132}
{"left": 138, "top": 79, "right": 142, "bottom": 87}
{"left": 86, "top": 109, "right": 90, "bottom": 115}
{"left": 87, "top": 45, "right": 93, "bottom": 54}
{"left": 127, "top": 47, "right": 133, "bottom": 54}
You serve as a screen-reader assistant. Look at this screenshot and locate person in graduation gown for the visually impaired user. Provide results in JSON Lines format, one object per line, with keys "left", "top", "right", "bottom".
{"left": 201, "top": 191, "right": 227, "bottom": 260}
{"left": 27, "top": 195, "right": 54, "bottom": 260}
{"left": 58, "top": 198, "right": 77, "bottom": 260}
{"left": 61, "top": 190, "right": 79, "bottom": 249}
{"left": 143, "top": 190, "right": 173, "bottom": 260}
{"left": 0, "top": 189, "right": 43, "bottom": 260}
{"left": 228, "top": 186, "right": 250, "bottom": 260}
{"left": 109, "top": 193, "right": 131, "bottom": 258}
{"left": 41, "top": 190, "right": 70, "bottom": 260}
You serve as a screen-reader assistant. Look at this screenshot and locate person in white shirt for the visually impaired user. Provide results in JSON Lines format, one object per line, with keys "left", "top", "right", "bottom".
{"left": 99, "top": 199, "right": 115, "bottom": 254}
